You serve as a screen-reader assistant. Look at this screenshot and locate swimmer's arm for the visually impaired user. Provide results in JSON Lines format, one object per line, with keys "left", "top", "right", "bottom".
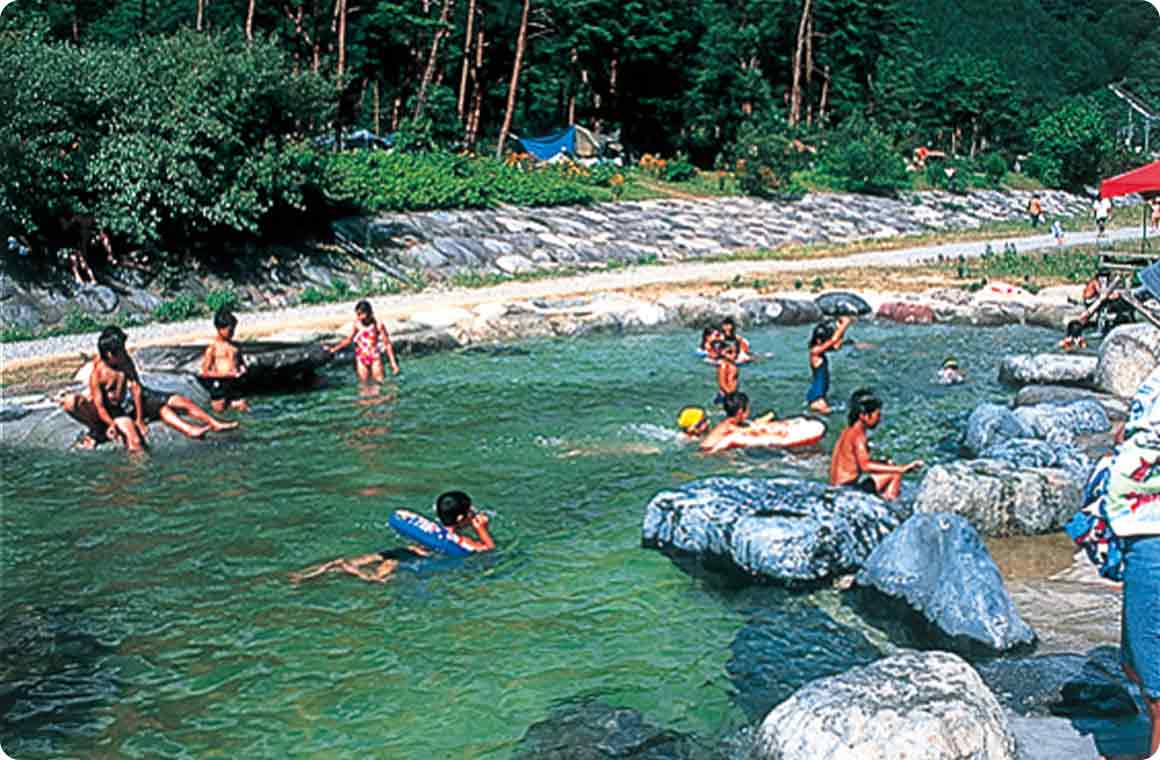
{"left": 379, "top": 321, "right": 400, "bottom": 373}
{"left": 854, "top": 437, "right": 914, "bottom": 475}
{"left": 458, "top": 513, "right": 495, "bottom": 552}
{"left": 199, "top": 344, "right": 218, "bottom": 377}
{"left": 88, "top": 365, "right": 118, "bottom": 431}
{"left": 327, "top": 324, "right": 357, "bottom": 353}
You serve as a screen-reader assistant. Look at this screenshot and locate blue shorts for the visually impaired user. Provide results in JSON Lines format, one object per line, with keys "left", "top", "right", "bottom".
{"left": 1122, "top": 535, "right": 1160, "bottom": 700}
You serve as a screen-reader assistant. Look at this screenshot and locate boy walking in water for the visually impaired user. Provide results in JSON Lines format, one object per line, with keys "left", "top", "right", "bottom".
{"left": 289, "top": 491, "right": 495, "bottom": 584}
{"left": 60, "top": 326, "right": 237, "bottom": 451}
{"left": 715, "top": 339, "right": 740, "bottom": 405}
{"left": 830, "top": 389, "right": 923, "bottom": 501}
{"left": 806, "top": 316, "right": 853, "bottom": 415}
{"left": 199, "top": 308, "right": 250, "bottom": 412}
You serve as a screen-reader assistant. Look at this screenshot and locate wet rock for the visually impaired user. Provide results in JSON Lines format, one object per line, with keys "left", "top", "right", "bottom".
{"left": 751, "top": 651, "right": 1017, "bottom": 760}
{"left": 727, "top": 602, "right": 881, "bottom": 721}
{"left": 1011, "top": 400, "right": 1110, "bottom": 444}
{"left": 878, "top": 301, "right": 935, "bottom": 324}
{"left": 912, "top": 459, "right": 1080, "bottom": 536}
{"left": 495, "top": 254, "right": 535, "bottom": 274}
{"left": 814, "top": 291, "right": 871, "bottom": 317}
{"left": 391, "top": 328, "right": 462, "bottom": 356}
{"left": 513, "top": 701, "right": 716, "bottom": 760}
{"left": 72, "top": 285, "right": 119, "bottom": 315}
{"left": 974, "top": 649, "right": 1136, "bottom": 717}
{"left": 999, "top": 354, "right": 1098, "bottom": 387}
{"left": 1095, "top": 324, "right": 1160, "bottom": 397}
{"left": 641, "top": 477, "right": 909, "bottom": 584}
{"left": 122, "top": 287, "right": 163, "bottom": 315}
{"left": 1014, "top": 384, "right": 1129, "bottom": 421}
{"left": 979, "top": 438, "right": 1091, "bottom": 482}
{"left": 1025, "top": 302, "right": 1080, "bottom": 330}
{"left": 769, "top": 298, "right": 822, "bottom": 325}
{"left": 133, "top": 342, "right": 333, "bottom": 393}
{"left": 972, "top": 301, "right": 1027, "bottom": 326}
{"left": 854, "top": 513, "right": 1036, "bottom": 653}
{"left": 962, "top": 403, "right": 1031, "bottom": 456}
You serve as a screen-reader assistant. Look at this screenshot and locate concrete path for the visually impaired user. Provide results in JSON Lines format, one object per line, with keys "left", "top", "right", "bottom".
{"left": 1, "top": 225, "right": 1144, "bottom": 370}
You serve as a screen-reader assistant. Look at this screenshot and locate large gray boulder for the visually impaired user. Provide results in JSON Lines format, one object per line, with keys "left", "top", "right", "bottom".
{"left": 979, "top": 438, "right": 1091, "bottom": 482}
{"left": 513, "top": 702, "right": 718, "bottom": 760}
{"left": 814, "top": 291, "right": 871, "bottom": 317}
{"left": 854, "top": 513, "right": 1036, "bottom": 653}
{"left": 641, "top": 477, "right": 908, "bottom": 584}
{"left": 133, "top": 341, "right": 334, "bottom": 394}
{"left": 999, "top": 353, "right": 1098, "bottom": 388}
{"left": 751, "top": 651, "right": 1017, "bottom": 760}
{"left": 1014, "top": 384, "right": 1129, "bottom": 421}
{"left": 912, "top": 459, "right": 1080, "bottom": 536}
{"left": 974, "top": 649, "right": 1137, "bottom": 718}
{"left": 962, "top": 403, "right": 1031, "bottom": 457}
{"left": 1010, "top": 400, "right": 1110, "bottom": 444}
{"left": 73, "top": 285, "right": 119, "bottom": 315}
{"left": 1095, "top": 324, "right": 1160, "bottom": 397}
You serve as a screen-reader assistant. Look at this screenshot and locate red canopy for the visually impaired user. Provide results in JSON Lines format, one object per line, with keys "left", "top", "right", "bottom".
{"left": 1100, "top": 160, "right": 1160, "bottom": 199}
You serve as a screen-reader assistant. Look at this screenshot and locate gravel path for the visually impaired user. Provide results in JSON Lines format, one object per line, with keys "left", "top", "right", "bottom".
{"left": 1, "top": 225, "right": 1141, "bottom": 368}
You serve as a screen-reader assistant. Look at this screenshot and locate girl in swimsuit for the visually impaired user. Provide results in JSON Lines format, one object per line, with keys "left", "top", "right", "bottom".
{"left": 326, "top": 300, "right": 401, "bottom": 383}
{"left": 806, "top": 316, "right": 852, "bottom": 415}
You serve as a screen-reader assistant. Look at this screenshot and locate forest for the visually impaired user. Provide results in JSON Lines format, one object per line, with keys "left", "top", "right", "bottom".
{"left": 0, "top": 0, "right": 1156, "bottom": 258}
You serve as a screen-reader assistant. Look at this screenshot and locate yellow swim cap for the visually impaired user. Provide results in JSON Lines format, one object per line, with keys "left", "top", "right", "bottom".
{"left": 677, "top": 406, "right": 707, "bottom": 431}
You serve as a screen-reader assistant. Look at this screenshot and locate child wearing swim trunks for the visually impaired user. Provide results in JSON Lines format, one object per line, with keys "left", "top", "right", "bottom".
{"left": 715, "top": 339, "right": 740, "bottom": 406}
{"left": 720, "top": 317, "right": 751, "bottom": 362}
{"left": 289, "top": 491, "right": 495, "bottom": 584}
{"left": 326, "top": 300, "right": 400, "bottom": 383}
{"left": 198, "top": 308, "right": 250, "bottom": 412}
{"left": 59, "top": 326, "right": 238, "bottom": 451}
{"left": 1059, "top": 320, "right": 1088, "bottom": 352}
{"left": 829, "top": 389, "right": 922, "bottom": 501}
{"left": 806, "top": 316, "right": 852, "bottom": 415}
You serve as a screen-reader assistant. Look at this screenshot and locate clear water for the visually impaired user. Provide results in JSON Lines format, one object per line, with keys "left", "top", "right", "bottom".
{"left": 0, "top": 322, "right": 1057, "bottom": 758}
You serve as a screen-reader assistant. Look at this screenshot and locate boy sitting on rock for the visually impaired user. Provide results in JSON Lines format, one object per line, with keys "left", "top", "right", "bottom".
{"left": 829, "top": 389, "right": 922, "bottom": 501}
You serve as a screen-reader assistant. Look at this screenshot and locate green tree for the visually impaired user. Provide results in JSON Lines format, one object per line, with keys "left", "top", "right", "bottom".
{"left": 1028, "top": 96, "right": 1118, "bottom": 190}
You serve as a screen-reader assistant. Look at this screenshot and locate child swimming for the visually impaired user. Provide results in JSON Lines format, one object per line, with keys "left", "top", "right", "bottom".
{"left": 936, "top": 357, "right": 966, "bottom": 385}
{"left": 806, "top": 316, "right": 853, "bottom": 415}
{"left": 1059, "top": 320, "right": 1088, "bottom": 352}
{"left": 326, "top": 300, "right": 401, "bottom": 382}
{"left": 677, "top": 406, "right": 711, "bottom": 437}
{"left": 699, "top": 327, "right": 723, "bottom": 360}
{"left": 715, "top": 339, "right": 740, "bottom": 405}
{"left": 829, "top": 389, "right": 923, "bottom": 501}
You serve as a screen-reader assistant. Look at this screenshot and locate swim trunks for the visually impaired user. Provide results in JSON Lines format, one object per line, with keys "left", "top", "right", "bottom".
{"left": 118, "top": 387, "right": 171, "bottom": 422}
{"left": 1121, "top": 535, "right": 1160, "bottom": 699}
{"left": 198, "top": 376, "right": 242, "bottom": 403}
{"left": 713, "top": 392, "right": 726, "bottom": 406}
{"left": 806, "top": 355, "right": 830, "bottom": 403}
{"left": 377, "top": 547, "right": 424, "bottom": 562}
{"left": 841, "top": 475, "right": 879, "bottom": 495}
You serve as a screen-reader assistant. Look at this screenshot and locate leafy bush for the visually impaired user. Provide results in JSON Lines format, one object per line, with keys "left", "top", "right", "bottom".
{"left": 820, "top": 119, "right": 909, "bottom": 196}
{"left": 154, "top": 294, "right": 205, "bottom": 323}
{"left": 205, "top": 288, "right": 241, "bottom": 314}
{"left": 664, "top": 155, "right": 698, "bottom": 182}
{"left": 730, "top": 122, "right": 810, "bottom": 199}
{"left": 322, "top": 151, "right": 593, "bottom": 211}
{"left": 980, "top": 153, "right": 1007, "bottom": 188}
{"left": 925, "top": 161, "right": 969, "bottom": 194}
{"left": 60, "top": 310, "right": 105, "bottom": 334}
{"left": 1029, "top": 97, "right": 1123, "bottom": 190}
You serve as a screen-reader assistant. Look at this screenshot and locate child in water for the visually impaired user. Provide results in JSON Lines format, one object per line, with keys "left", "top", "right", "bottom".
{"left": 806, "top": 316, "right": 853, "bottom": 414}
{"left": 198, "top": 308, "right": 250, "bottom": 412}
{"left": 936, "top": 357, "right": 966, "bottom": 385}
{"left": 289, "top": 491, "right": 494, "bottom": 584}
{"left": 677, "top": 406, "right": 712, "bottom": 438}
{"left": 830, "top": 389, "right": 923, "bottom": 501}
{"left": 326, "top": 300, "right": 401, "bottom": 382}
{"left": 699, "top": 327, "right": 723, "bottom": 359}
{"left": 715, "top": 339, "right": 740, "bottom": 405}
{"left": 1059, "top": 320, "right": 1088, "bottom": 352}
{"left": 720, "top": 317, "right": 751, "bottom": 362}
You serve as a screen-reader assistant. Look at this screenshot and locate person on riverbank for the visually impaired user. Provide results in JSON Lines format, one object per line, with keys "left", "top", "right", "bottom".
{"left": 326, "top": 300, "right": 400, "bottom": 383}
{"left": 1027, "top": 195, "right": 1045, "bottom": 228}
{"left": 1093, "top": 196, "right": 1113, "bottom": 237}
{"left": 198, "top": 308, "right": 249, "bottom": 412}
{"left": 289, "top": 491, "right": 495, "bottom": 584}
{"left": 715, "top": 339, "right": 740, "bottom": 405}
{"left": 1052, "top": 219, "right": 1064, "bottom": 247}
{"left": 59, "top": 326, "right": 238, "bottom": 451}
{"left": 720, "top": 318, "right": 751, "bottom": 362}
{"left": 806, "top": 316, "right": 853, "bottom": 415}
{"left": 829, "top": 389, "right": 923, "bottom": 501}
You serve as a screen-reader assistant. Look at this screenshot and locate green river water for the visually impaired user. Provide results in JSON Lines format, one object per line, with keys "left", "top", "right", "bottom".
{"left": 1, "top": 322, "right": 1058, "bottom": 758}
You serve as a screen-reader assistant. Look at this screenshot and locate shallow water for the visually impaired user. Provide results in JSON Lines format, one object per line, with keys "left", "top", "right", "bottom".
{"left": 1, "top": 322, "right": 1076, "bottom": 757}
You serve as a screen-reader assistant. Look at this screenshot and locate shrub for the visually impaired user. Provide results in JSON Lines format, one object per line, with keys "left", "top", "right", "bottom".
{"left": 154, "top": 294, "right": 204, "bottom": 323}
{"left": 664, "top": 155, "right": 698, "bottom": 183}
{"left": 730, "top": 122, "right": 810, "bottom": 199}
{"left": 299, "top": 286, "right": 329, "bottom": 305}
{"left": 1029, "top": 97, "right": 1124, "bottom": 191}
{"left": 60, "top": 310, "right": 105, "bottom": 334}
{"left": 205, "top": 288, "right": 240, "bottom": 314}
{"left": 980, "top": 153, "right": 1007, "bottom": 188}
{"left": 820, "top": 118, "right": 909, "bottom": 196}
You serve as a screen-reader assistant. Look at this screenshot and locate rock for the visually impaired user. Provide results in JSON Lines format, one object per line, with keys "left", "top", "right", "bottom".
{"left": 1010, "top": 400, "right": 1110, "bottom": 444}
{"left": 1008, "top": 713, "right": 1153, "bottom": 760}
{"left": 854, "top": 513, "right": 1036, "bottom": 653}
{"left": 72, "top": 285, "right": 119, "bottom": 315}
{"left": 133, "top": 342, "right": 334, "bottom": 393}
{"left": 727, "top": 602, "right": 881, "bottom": 721}
{"left": 974, "top": 649, "right": 1137, "bottom": 717}
{"left": 979, "top": 438, "right": 1091, "bottom": 482}
{"left": 878, "top": 301, "right": 936, "bottom": 324}
{"left": 814, "top": 291, "right": 871, "bottom": 317}
{"left": 751, "top": 651, "right": 1017, "bottom": 760}
{"left": 122, "top": 288, "right": 163, "bottom": 315}
{"left": 1025, "top": 302, "right": 1081, "bottom": 330}
{"left": 924, "top": 287, "right": 974, "bottom": 306}
{"left": 999, "top": 353, "right": 1098, "bottom": 388}
{"left": 769, "top": 298, "right": 822, "bottom": 325}
{"left": 495, "top": 254, "right": 536, "bottom": 274}
{"left": 641, "top": 477, "right": 909, "bottom": 584}
{"left": 912, "top": 460, "right": 1081, "bottom": 536}
{"left": 0, "top": 301, "right": 41, "bottom": 329}
{"left": 1096, "top": 324, "right": 1160, "bottom": 397}
{"left": 1014, "top": 384, "right": 1130, "bottom": 421}
{"left": 391, "top": 327, "right": 462, "bottom": 356}
{"left": 513, "top": 702, "right": 716, "bottom": 760}
{"left": 962, "top": 403, "right": 1031, "bottom": 457}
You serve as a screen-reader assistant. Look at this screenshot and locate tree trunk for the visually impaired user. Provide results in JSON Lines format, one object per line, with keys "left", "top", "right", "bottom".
{"left": 246, "top": 0, "right": 256, "bottom": 41}
{"left": 373, "top": 79, "right": 381, "bottom": 134}
{"left": 495, "top": 0, "right": 531, "bottom": 159}
{"left": 414, "top": 0, "right": 456, "bottom": 120}
{"left": 465, "top": 25, "right": 485, "bottom": 144}
{"left": 818, "top": 65, "right": 831, "bottom": 124}
{"left": 336, "top": 0, "right": 347, "bottom": 82}
{"left": 196, "top": 0, "right": 205, "bottom": 31}
{"left": 456, "top": 0, "right": 477, "bottom": 121}
{"left": 789, "top": 0, "right": 812, "bottom": 127}
{"left": 804, "top": 13, "right": 813, "bottom": 126}
{"left": 391, "top": 96, "right": 402, "bottom": 131}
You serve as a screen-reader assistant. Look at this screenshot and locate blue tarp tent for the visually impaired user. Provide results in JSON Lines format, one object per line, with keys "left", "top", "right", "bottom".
{"left": 517, "top": 127, "right": 578, "bottom": 160}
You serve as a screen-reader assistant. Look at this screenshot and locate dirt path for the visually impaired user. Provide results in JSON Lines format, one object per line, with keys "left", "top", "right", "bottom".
{"left": 0, "top": 225, "right": 1140, "bottom": 384}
